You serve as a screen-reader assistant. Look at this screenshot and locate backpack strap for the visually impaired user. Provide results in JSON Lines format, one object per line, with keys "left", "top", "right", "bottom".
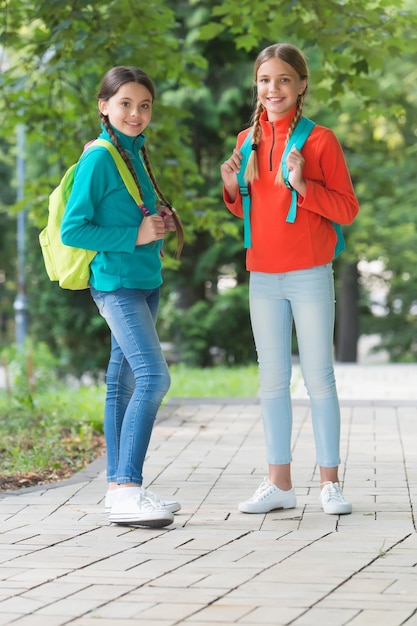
{"left": 236, "top": 130, "right": 254, "bottom": 249}
{"left": 88, "top": 139, "right": 142, "bottom": 205}
{"left": 235, "top": 117, "right": 344, "bottom": 257}
{"left": 237, "top": 117, "right": 315, "bottom": 247}
{"left": 281, "top": 118, "right": 345, "bottom": 256}
{"left": 87, "top": 138, "right": 166, "bottom": 254}
{"left": 281, "top": 116, "right": 315, "bottom": 223}
{"left": 333, "top": 222, "right": 345, "bottom": 257}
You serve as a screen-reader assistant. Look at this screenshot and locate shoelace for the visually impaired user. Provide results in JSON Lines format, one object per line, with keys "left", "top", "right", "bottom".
{"left": 142, "top": 488, "right": 166, "bottom": 509}
{"left": 250, "top": 478, "right": 273, "bottom": 500}
{"left": 137, "top": 489, "right": 165, "bottom": 512}
{"left": 321, "top": 482, "right": 345, "bottom": 503}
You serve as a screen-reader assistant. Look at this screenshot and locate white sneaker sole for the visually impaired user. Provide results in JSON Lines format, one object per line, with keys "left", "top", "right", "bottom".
{"left": 239, "top": 501, "right": 296, "bottom": 514}
{"left": 109, "top": 512, "right": 174, "bottom": 527}
{"left": 321, "top": 504, "right": 352, "bottom": 515}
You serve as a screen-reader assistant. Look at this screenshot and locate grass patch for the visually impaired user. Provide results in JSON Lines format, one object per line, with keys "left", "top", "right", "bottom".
{"left": 0, "top": 385, "right": 106, "bottom": 485}
{"left": 0, "top": 365, "right": 260, "bottom": 489}
{"left": 166, "top": 364, "right": 259, "bottom": 399}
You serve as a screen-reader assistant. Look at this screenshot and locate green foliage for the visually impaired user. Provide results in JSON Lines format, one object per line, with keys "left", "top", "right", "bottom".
{"left": 178, "top": 299, "right": 213, "bottom": 366}
{"left": 0, "top": 137, "right": 18, "bottom": 336}
{"left": 1, "top": 0, "right": 248, "bottom": 376}
{"left": 340, "top": 51, "right": 417, "bottom": 362}
{"left": 1, "top": 0, "right": 211, "bottom": 248}
{"left": 161, "top": 284, "right": 256, "bottom": 366}
{"left": 199, "top": 0, "right": 416, "bottom": 112}
{"left": 0, "top": 340, "right": 105, "bottom": 477}
{"left": 205, "top": 284, "right": 255, "bottom": 364}
{"left": 1, "top": 339, "right": 59, "bottom": 399}
{"left": 0, "top": 383, "right": 104, "bottom": 476}
{"left": 1, "top": 0, "right": 417, "bottom": 370}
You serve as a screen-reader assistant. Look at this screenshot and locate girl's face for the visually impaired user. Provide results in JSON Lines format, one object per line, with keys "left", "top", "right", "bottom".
{"left": 256, "top": 57, "right": 307, "bottom": 122}
{"left": 98, "top": 81, "right": 153, "bottom": 136}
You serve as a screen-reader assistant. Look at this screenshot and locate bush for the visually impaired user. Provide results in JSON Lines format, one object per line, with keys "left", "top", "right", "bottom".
{"left": 170, "top": 285, "right": 256, "bottom": 366}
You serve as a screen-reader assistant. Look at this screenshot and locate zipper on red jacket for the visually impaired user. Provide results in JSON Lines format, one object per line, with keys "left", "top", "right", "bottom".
{"left": 269, "top": 123, "right": 275, "bottom": 171}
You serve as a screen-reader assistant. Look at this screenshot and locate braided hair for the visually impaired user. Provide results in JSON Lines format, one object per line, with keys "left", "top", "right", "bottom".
{"left": 244, "top": 43, "right": 308, "bottom": 186}
{"left": 97, "top": 66, "right": 184, "bottom": 258}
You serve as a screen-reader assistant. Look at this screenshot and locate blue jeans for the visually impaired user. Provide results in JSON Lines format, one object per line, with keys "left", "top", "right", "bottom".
{"left": 249, "top": 264, "right": 341, "bottom": 467}
{"left": 91, "top": 287, "right": 170, "bottom": 484}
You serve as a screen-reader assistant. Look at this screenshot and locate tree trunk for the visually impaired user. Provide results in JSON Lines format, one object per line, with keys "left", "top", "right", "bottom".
{"left": 335, "top": 262, "right": 359, "bottom": 362}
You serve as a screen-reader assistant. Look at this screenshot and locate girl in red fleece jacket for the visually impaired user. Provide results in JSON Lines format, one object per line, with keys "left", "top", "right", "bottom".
{"left": 221, "top": 43, "right": 359, "bottom": 516}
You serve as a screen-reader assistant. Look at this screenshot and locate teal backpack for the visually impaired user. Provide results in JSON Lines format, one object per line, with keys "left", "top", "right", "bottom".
{"left": 39, "top": 139, "right": 143, "bottom": 290}
{"left": 236, "top": 116, "right": 345, "bottom": 257}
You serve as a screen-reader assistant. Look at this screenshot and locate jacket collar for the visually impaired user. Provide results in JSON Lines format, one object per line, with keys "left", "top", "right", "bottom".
{"left": 259, "top": 106, "right": 297, "bottom": 131}
{"left": 99, "top": 123, "right": 146, "bottom": 153}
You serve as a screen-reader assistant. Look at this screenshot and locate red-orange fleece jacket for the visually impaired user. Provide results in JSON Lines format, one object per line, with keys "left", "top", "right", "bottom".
{"left": 223, "top": 108, "right": 360, "bottom": 273}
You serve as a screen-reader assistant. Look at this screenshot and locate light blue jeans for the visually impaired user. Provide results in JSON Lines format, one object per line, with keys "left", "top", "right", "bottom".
{"left": 91, "top": 287, "right": 170, "bottom": 484}
{"left": 249, "top": 264, "right": 341, "bottom": 467}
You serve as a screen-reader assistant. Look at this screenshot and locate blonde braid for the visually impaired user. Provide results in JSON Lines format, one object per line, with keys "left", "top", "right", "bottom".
{"left": 141, "top": 145, "right": 184, "bottom": 259}
{"left": 244, "top": 102, "right": 264, "bottom": 183}
{"left": 275, "top": 93, "right": 305, "bottom": 186}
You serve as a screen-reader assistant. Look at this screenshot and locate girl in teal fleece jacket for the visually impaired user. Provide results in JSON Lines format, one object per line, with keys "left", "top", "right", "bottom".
{"left": 61, "top": 66, "right": 183, "bottom": 528}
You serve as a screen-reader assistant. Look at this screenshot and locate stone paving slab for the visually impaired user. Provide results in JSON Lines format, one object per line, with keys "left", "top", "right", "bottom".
{"left": 0, "top": 364, "right": 417, "bottom": 625}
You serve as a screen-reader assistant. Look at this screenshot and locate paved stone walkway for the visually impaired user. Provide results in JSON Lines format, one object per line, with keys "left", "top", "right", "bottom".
{"left": 1, "top": 364, "right": 417, "bottom": 626}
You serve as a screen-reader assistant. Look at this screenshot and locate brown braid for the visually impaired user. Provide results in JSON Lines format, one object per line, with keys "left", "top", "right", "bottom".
{"left": 97, "top": 65, "right": 184, "bottom": 259}
{"left": 140, "top": 145, "right": 184, "bottom": 258}
{"left": 244, "top": 102, "right": 264, "bottom": 183}
{"left": 275, "top": 93, "right": 305, "bottom": 186}
{"left": 100, "top": 113, "right": 145, "bottom": 200}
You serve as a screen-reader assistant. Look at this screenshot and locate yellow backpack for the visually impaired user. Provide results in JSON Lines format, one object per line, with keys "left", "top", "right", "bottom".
{"left": 39, "top": 139, "right": 142, "bottom": 290}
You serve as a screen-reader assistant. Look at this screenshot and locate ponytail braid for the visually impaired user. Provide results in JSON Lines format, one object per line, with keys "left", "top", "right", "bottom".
{"left": 140, "top": 145, "right": 184, "bottom": 259}
{"left": 244, "top": 101, "right": 264, "bottom": 183}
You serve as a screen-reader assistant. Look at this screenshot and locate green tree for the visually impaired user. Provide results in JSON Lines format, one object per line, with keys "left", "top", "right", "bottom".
{"left": 0, "top": 137, "right": 16, "bottom": 345}
{"left": 199, "top": 0, "right": 417, "bottom": 362}
{"left": 2, "top": 0, "right": 417, "bottom": 368}
{"left": 346, "top": 54, "right": 417, "bottom": 361}
{"left": 2, "top": 0, "right": 253, "bottom": 371}
{"left": 1, "top": 0, "right": 211, "bottom": 373}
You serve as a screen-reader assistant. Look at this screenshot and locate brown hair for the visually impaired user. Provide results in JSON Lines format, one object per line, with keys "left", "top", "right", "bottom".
{"left": 244, "top": 43, "right": 308, "bottom": 186}
{"left": 98, "top": 66, "right": 184, "bottom": 258}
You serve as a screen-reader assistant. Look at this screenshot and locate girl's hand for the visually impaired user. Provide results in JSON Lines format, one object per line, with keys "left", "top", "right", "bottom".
{"left": 220, "top": 148, "right": 242, "bottom": 201}
{"left": 158, "top": 206, "right": 177, "bottom": 232}
{"left": 286, "top": 146, "right": 307, "bottom": 197}
{"left": 136, "top": 214, "right": 167, "bottom": 246}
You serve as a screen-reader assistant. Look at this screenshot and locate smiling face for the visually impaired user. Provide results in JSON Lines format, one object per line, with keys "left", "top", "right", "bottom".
{"left": 256, "top": 57, "right": 307, "bottom": 122}
{"left": 98, "top": 81, "right": 153, "bottom": 136}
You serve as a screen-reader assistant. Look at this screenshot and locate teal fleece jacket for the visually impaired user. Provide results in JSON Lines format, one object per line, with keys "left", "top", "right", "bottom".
{"left": 61, "top": 125, "right": 163, "bottom": 291}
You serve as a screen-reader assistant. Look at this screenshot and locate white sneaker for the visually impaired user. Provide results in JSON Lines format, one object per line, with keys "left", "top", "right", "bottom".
{"left": 320, "top": 482, "right": 352, "bottom": 515}
{"left": 238, "top": 478, "right": 296, "bottom": 514}
{"left": 108, "top": 489, "right": 174, "bottom": 527}
{"left": 105, "top": 488, "right": 181, "bottom": 514}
